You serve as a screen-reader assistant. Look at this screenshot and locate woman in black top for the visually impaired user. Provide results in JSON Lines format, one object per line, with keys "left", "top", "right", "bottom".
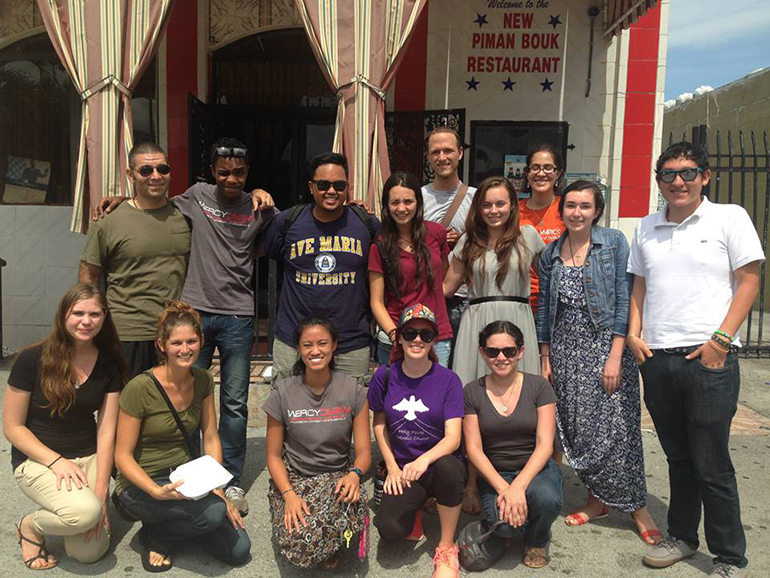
{"left": 3, "top": 283, "right": 126, "bottom": 569}
{"left": 463, "top": 321, "right": 562, "bottom": 569}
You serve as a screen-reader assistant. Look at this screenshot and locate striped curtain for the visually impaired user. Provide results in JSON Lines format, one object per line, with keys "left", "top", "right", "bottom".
{"left": 604, "top": 0, "right": 657, "bottom": 37}
{"left": 36, "top": 0, "right": 175, "bottom": 232}
{"left": 295, "top": 0, "right": 428, "bottom": 213}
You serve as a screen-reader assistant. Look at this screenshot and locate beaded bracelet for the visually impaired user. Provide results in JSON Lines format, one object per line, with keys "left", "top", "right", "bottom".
{"left": 714, "top": 329, "right": 734, "bottom": 343}
{"left": 711, "top": 334, "right": 731, "bottom": 349}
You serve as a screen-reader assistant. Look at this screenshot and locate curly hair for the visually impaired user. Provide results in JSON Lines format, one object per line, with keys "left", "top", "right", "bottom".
{"left": 376, "top": 171, "right": 435, "bottom": 300}
{"left": 461, "top": 177, "right": 530, "bottom": 291}
{"left": 34, "top": 283, "right": 126, "bottom": 417}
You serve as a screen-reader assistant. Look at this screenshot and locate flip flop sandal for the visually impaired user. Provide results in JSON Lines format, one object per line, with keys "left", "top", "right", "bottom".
{"left": 138, "top": 527, "right": 172, "bottom": 573}
{"left": 15, "top": 517, "right": 57, "bottom": 570}
{"left": 523, "top": 546, "right": 548, "bottom": 569}
{"left": 640, "top": 529, "right": 663, "bottom": 545}
{"left": 564, "top": 504, "right": 610, "bottom": 526}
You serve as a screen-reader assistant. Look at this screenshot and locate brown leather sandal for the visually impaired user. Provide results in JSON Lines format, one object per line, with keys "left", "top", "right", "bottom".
{"left": 523, "top": 545, "right": 548, "bottom": 569}
{"left": 15, "top": 517, "right": 57, "bottom": 570}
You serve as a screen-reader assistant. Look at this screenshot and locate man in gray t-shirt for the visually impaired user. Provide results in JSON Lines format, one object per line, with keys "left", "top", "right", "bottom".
{"left": 175, "top": 137, "right": 275, "bottom": 515}
{"left": 421, "top": 127, "right": 477, "bottom": 366}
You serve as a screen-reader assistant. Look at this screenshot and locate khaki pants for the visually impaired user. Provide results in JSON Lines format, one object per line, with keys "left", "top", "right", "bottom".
{"left": 14, "top": 454, "right": 109, "bottom": 563}
{"left": 272, "top": 338, "right": 371, "bottom": 382}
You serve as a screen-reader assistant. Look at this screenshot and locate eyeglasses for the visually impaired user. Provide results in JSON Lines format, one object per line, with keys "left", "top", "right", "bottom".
{"left": 134, "top": 164, "right": 171, "bottom": 177}
{"left": 401, "top": 328, "right": 437, "bottom": 343}
{"left": 656, "top": 167, "right": 704, "bottom": 183}
{"left": 525, "top": 164, "right": 557, "bottom": 174}
{"left": 311, "top": 180, "right": 348, "bottom": 192}
{"left": 215, "top": 146, "right": 248, "bottom": 158}
{"left": 482, "top": 346, "right": 520, "bottom": 358}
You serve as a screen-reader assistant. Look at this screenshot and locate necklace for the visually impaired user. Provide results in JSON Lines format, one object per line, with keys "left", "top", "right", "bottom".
{"left": 488, "top": 375, "right": 518, "bottom": 413}
{"left": 397, "top": 236, "right": 413, "bottom": 252}
{"left": 527, "top": 198, "right": 553, "bottom": 226}
{"left": 567, "top": 235, "right": 589, "bottom": 266}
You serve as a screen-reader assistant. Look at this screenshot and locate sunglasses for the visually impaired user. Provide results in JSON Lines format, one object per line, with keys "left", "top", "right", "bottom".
{"left": 525, "top": 164, "right": 557, "bottom": 174}
{"left": 215, "top": 146, "right": 248, "bottom": 158}
{"left": 312, "top": 179, "right": 348, "bottom": 192}
{"left": 401, "top": 328, "right": 437, "bottom": 343}
{"left": 482, "top": 346, "right": 520, "bottom": 358}
{"left": 656, "top": 167, "right": 704, "bottom": 183}
{"left": 134, "top": 164, "right": 171, "bottom": 177}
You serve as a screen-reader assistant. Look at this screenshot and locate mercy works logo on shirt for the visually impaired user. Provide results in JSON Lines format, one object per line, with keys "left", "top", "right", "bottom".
{"left": 286, "top": 405, "right": 352, "bottom": 423}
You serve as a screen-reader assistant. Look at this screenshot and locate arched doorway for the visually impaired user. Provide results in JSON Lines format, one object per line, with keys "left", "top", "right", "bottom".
{"left": 191, "top": 28, "right": 337, "bottom": 208}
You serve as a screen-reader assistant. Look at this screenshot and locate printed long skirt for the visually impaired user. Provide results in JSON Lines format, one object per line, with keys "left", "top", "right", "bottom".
{"left": 268, "top": 466, "right": 370, "bottom": 568}
{"left": 550, "top": 266, "right": 646, "bottom": 512}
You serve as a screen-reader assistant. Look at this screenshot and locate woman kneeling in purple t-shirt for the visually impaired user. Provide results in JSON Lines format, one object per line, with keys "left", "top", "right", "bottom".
{"left": 463, "top": 321, "right": 563, "bottom": 569}
{"left": 264, "top": 316, "right": 371, "bottom": 570}
{"left": 368, "top": 303, "right": 465, "bottom": 578}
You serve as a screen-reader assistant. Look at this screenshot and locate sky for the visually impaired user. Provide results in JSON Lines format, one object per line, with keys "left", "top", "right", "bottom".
{"left": 663, "top": 0, "right": 770, "bottom": 101}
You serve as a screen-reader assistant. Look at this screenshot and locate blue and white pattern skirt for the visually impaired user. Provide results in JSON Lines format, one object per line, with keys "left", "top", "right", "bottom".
{"left": 550, "top": 266, "right": 646, "bottom": 512}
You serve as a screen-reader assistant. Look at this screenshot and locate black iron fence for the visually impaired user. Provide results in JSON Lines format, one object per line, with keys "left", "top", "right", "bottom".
{"left": 669, "top": 127, "right": 770, "bottom": 357}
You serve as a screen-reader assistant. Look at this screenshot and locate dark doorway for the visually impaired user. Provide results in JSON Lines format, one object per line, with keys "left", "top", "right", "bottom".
{"left": 469, "top": 121, "right": 569, "bottom": 185}
{"left": 188, "top": 97, "right": 336, "bottom": 209}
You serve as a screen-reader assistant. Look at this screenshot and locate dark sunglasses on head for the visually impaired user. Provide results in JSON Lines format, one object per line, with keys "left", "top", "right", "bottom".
{"left": 135, "top": 164, "right": 171, "bottom": 177}
{"left": 656, "top": 167, "right": 704, "bottom": 183}
{"left": 483, "top": 346, "right": 520, "bottom": 358}
{"left": 312, "top": 179, "right": 348, "bottom": 192}
{"left": 401, "top": 328, "right": 437, "bottom": 343}
{"left": 215, "top": 146, "right": 248, "bottom": 158}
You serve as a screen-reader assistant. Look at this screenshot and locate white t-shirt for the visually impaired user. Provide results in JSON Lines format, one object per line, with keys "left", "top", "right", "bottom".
{"left": 421, "top": 182, "right": 477, "bottom": 234}
{"left": 422, "top": 181, "right": 477, "bottom": 300}
{"left": 627, "top": 197, "right": 765, "bottom": 348}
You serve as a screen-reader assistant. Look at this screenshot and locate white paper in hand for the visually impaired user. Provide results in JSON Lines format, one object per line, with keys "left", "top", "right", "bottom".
{"left": 169, "top": 455, "right": 233, "bottom": 500}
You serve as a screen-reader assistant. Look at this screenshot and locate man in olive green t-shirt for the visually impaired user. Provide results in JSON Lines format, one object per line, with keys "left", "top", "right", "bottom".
{"left": 80, "top": 143, "right": 190, "bottom": 378}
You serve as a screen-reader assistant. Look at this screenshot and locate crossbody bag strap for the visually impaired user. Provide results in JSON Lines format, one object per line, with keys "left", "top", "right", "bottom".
{"left": 440, "top": 183, "right": 469, "bottom": 229}
{"left": 147, "top": 371, "right": 200, "bottom": 460}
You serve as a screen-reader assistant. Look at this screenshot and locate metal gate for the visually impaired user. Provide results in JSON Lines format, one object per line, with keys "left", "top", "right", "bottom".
{"left": 669, "top": 127, "right": 770, "bottom": 357}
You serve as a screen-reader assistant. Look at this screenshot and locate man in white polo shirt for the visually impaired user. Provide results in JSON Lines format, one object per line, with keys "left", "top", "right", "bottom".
{"left": 627, "top": 141, "right": 763, "bottom": 578}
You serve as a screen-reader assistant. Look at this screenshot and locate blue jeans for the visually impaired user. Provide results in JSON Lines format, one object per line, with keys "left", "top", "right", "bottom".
{"left": 195, "top": 313, "right": 253, "bottom": 485}
{"left": 118, "top": 477, "right": 250, "bottom": 564}
{"left": 376, "top": 339, "right": 451, "bottom": 367}
{"left": 477, "top": 459, "right": 563, "bottom": 548}
{"left": 641, "top": 352, "right": 747, "bottom": 568}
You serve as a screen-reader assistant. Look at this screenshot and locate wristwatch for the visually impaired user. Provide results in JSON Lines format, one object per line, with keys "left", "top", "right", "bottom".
{"left": 350, "top": 466, "right": 364, "bottom": 479}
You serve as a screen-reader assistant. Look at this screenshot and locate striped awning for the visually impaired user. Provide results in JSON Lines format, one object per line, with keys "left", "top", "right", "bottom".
{"left": 36, "top": 0, "right": 175, "bottom": 232}
{"left": 295, "top": 0, "right": 428, "bottom": 213}
{"left": 604, "top": 0, "right": 657, "bottom": 37}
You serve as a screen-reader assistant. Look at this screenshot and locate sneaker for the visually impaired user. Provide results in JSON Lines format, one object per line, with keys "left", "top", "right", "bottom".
{"left": 709, "top": 563, "right": 747, "bottom": 578}
{"left": 642, "top": 536, "right": 697, "bottom": 568}
{"left": 432, "top": 544, "right": 459, "bottom": 578}
{"left": 225, "top": 486, "right": 249, "bottom": 516}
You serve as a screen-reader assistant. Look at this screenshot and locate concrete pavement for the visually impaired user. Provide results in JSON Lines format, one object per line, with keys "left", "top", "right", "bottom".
{"left": 0, "top": 357, "right": 768, "bottom": 577}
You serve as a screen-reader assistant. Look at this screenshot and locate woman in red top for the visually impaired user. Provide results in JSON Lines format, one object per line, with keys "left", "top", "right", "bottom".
{"left": 518, "top": 143, "right": 566, "bottom": 314}
{"left": 369, "top": 171, "right": 452, "bottom": 366}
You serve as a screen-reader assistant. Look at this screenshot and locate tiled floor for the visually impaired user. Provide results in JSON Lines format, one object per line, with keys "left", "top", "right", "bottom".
{"left": 210, "top": 359, "right": 770, "bottom": 437}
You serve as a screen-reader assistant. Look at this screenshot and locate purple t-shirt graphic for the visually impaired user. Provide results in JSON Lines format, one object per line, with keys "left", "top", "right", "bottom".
{"left": 368, "top": 361, "right": 464, "bottom": 468}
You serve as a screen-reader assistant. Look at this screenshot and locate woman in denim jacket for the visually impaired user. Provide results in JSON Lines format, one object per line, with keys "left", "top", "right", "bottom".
{"left": 535, "top": 181, "right": 661, "bottom": 545}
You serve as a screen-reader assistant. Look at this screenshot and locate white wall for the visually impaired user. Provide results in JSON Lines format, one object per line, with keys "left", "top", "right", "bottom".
{"left": 0, "top": 205, "right": 84, "bottom": 352}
